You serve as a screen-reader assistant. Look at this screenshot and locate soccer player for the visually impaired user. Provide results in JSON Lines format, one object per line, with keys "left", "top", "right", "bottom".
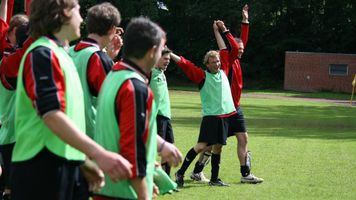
{"left": 69, "top": 2, "right": 122, "bottom": 139}
{"left": 150, "top": 47, "right": 175, "bottom": 176}
{"left": 0, "top": 0, "right": 28, "bottom": 59}
{"left": 11, "top": 1, "right": 132, "bottom": 199}
{"left": 0, "top": 21, "right": 32, "bottom": 200}
{"left": 171, "top": 50, "right": 236, "bottom": 187}
{"left": 192, "top": 5, "right": 264, "bottom": 184}
{"left": 93, "top": 17, "right": 182, "bottom": 200}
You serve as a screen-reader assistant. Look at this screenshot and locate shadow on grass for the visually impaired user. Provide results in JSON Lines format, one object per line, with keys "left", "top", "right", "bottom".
{"left": 172, "top": 103, "right": 356, "bottom": 140}
{"left": 246, "top": 104, "right": 356, "bottom": 140}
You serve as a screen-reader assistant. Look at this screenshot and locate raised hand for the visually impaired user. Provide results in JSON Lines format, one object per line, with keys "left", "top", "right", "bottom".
{"left": 242, "top": 4, "right": 249, "bottom": 23}
{"left": 106, "top": 27, "right": 124, "bottom": 60}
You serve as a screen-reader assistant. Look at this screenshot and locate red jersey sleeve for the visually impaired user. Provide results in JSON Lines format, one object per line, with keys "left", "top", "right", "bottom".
{"left": 87, "top": 51, "right": 113, "bottom": 96}
{"left": 0, "top": 37, "right": 34, "bottom": 90}
{"left": 241, "top": 23, "right": 249, "bottom": 48}
{"left": 23, "top": 46, "right": 66, "bottom": 117}
{"left": 176, "top": 56, "right": 205, "bottom": 85}
{"left": 115, "top": 78, "right": 153, "bottom": 178}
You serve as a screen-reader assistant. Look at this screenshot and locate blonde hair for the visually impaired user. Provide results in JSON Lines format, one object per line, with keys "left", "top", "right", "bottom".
{"left": 203, "top": 50, "right": 219, "bottom": 65}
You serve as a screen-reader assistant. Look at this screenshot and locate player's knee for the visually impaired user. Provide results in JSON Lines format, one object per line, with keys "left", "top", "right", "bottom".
{"left": 236, "top": 132, "right": 248, "bottom": 146}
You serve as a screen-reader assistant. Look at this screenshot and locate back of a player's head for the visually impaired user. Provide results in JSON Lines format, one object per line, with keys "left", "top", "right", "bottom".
{"left": 15, "top": 23, "right": 30, "bottom": 48}
{"left": 8, "top": 14, "right": 29, "bottom": 32}
{"left": 86, "top": 2, "right": 121, "bottom": 36}
{"left": 123, "top": 17, "right": 165, "bottom": 59}
{"left": 203, "top": 50, "right": 219, "bottom": 65}
{"left": 30, "top": 0, "right": 78, "bottom": 38}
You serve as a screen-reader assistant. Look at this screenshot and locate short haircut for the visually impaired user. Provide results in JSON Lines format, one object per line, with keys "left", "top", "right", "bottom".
{"left": 123, "top": 17, "right": 165, "bottom": 59}
{"left": 29, "top": 0, "right": 78, "bottom": 38}
{"left": 86, "top": 2, "right": 121, "bottom": 36}
{"left": 203, "top": 50, "right": 219, "bottom": 65}
{"left": 161, "top": 47, "right": 172, "bottom": 56}
{"left": 8, "top": 14, "right": 29, "bottom": 32}
{"left": 234, "top": 37, "right": 243, "bottom": 44}
{"left": 15, "top": 23, "right": 30, "bottom": 47}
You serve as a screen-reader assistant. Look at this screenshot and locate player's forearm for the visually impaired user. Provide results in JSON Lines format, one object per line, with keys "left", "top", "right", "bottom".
{"left": 43, "top": 110, "right": 106, "bottom": 159}
{"left": 0, "top": 0, "right": 8, "bottom": 21}
{"left": 214, "top": 29, "right": 226, "bottom": 50}
{"left": 130, "top": 177, "right": 149, "bottom": 200}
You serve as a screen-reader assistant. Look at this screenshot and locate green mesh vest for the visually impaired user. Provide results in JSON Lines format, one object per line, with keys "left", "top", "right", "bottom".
{"left": 150, "top": 67, "right": 171, "bottom": 119}
{"left": 13, "top": 36, "right": 85, "bottom": 162}
{"left": 68, "top": 44, "right": 100, "bottom": 139}
{"left": 0, "top": 70, "right": 16, "bottom": 145}
{"left": 200, "top": 70, "right": 235, "bottom": 116}
{"left": 95, "top": 64, "right": 157, "bottom": 199}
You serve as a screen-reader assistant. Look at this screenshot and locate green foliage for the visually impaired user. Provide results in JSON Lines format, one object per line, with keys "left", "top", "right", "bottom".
{"left": 13, "top": 0, "right": 356, "bottom": 88}
{"left": 157, "top": 90, "right": 356, "bottom": 200}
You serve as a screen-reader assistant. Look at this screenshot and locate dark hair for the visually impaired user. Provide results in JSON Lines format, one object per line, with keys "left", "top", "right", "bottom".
{"left": 86, "top": 2, "right": 121, "bottom": 36}
{"left": 29, "top": 0, "right": 78, "bottom": 38}
{"left": 123, "top": 17, "right": 165, "bottom": 59}
{"left": 161, "top": 47, "right": 172, "bottom": 56}
{"left": 9, "top": 14, "right": 29, "bottom": 32}
{"left": 15, "top": 23, "right": 30, "bottom": 48}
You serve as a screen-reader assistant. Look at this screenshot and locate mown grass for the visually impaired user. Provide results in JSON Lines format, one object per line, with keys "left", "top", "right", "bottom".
{"left": 157, "top": 90, "right": 356, "bottom": 200}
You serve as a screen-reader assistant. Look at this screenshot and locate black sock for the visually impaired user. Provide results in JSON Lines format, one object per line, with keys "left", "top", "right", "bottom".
{"left": 240, "top": 165, "right": 250, "bottom": 177}
{"left": 177, "top": 148, "right": 198, "bottom": 175}
{"left": 162, "top": 162, "right": 171, "bottom": 177}
{"left": 193, "top": 161, "right": 205, "bottom": 174}
{"left": 210, "top": 153, "right": 221, "bottom": 181}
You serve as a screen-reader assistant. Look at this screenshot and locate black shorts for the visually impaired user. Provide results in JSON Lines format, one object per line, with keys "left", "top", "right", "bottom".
{"left": 228, "top": 106, "right": 247, "bottom": 137}
{"left": 198, "top": 116, "right": 229, "bottom": 145}
{"left": 157, "top": 115, "right": 174, "bottom": 143}
{"left": 11, "top": 148, "right": 83, "bottom": 200}
{"left": 0, "top": 143, "right": 15, "bottom": 190}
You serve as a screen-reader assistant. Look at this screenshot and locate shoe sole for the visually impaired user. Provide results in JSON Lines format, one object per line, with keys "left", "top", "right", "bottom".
{"left": 241, "top": 180, "right": 263, "bottom": 184}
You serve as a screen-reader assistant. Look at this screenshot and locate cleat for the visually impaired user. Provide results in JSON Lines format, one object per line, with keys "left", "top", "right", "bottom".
{"left": 240, "top": 173, "right": 264, "bottom": 184}
{"left": 175, "top": 172, "right": 184, "bottom": 188}
{"left": 190, "top": 172, "right": 210, "bottom": 183}
{"left": 209, "top": 178, "right": 229, "bottom": 186}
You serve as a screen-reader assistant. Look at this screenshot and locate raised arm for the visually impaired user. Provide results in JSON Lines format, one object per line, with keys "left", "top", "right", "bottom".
{"left": 241, "top": 4, "right": 249, "bottom": 47}
{"left": 0, "top": 0, "right": 8, "bottom": 21}
{"left": 170, "top": 52, "right": 205, "bottom": 85}
{"left": 213, "top": 20, "right": 226, "bottom": 50}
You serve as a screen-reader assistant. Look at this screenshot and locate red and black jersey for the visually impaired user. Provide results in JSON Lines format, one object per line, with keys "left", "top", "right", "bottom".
{"left": 220, "top": 23, "right": 249, "bottom": 107}
{"left": 72, "top": 38, "right": 113, "bottom": 97}
{"left": 175, "top": 56, "right": 205, "bottom": 86}
{"left": 0, "top": 18, "right": 15, "bottom": 60}
{"left": 176, "top": 56, "right": 236, "bottom": 118}
{"left": 113, "top": 59, "right": 153, "bottom": 178}
{"left": 22, "top": 35, "right": 66, "bottom": 117}
{"left": 0, "top": 37, "right": 34, "bottom": 90}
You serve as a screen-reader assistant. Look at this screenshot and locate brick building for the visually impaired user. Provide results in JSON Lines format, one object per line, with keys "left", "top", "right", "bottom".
{"left": 284, "top": 51, "right": 356, "bottom": 93}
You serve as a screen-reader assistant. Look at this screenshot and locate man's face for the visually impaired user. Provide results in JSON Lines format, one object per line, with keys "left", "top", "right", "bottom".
{"left": 206, "top": 55, "right": 221, "bottom": 74}
{"left": 237, "top": 41, "right": 244, "bottom": 59}
{"left": 66, "top": 4, "right": 83, "bottom": 41}
{"left": 156, "top": 53, "right": 170, "bottom": 71}
{"left": 151, "top": 38, "right": 166, "bottom": 69}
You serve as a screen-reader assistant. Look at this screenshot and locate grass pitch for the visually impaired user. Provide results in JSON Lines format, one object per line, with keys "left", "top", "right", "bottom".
{"left": 157, "top": 90, "right": 356, "bottom": 200}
